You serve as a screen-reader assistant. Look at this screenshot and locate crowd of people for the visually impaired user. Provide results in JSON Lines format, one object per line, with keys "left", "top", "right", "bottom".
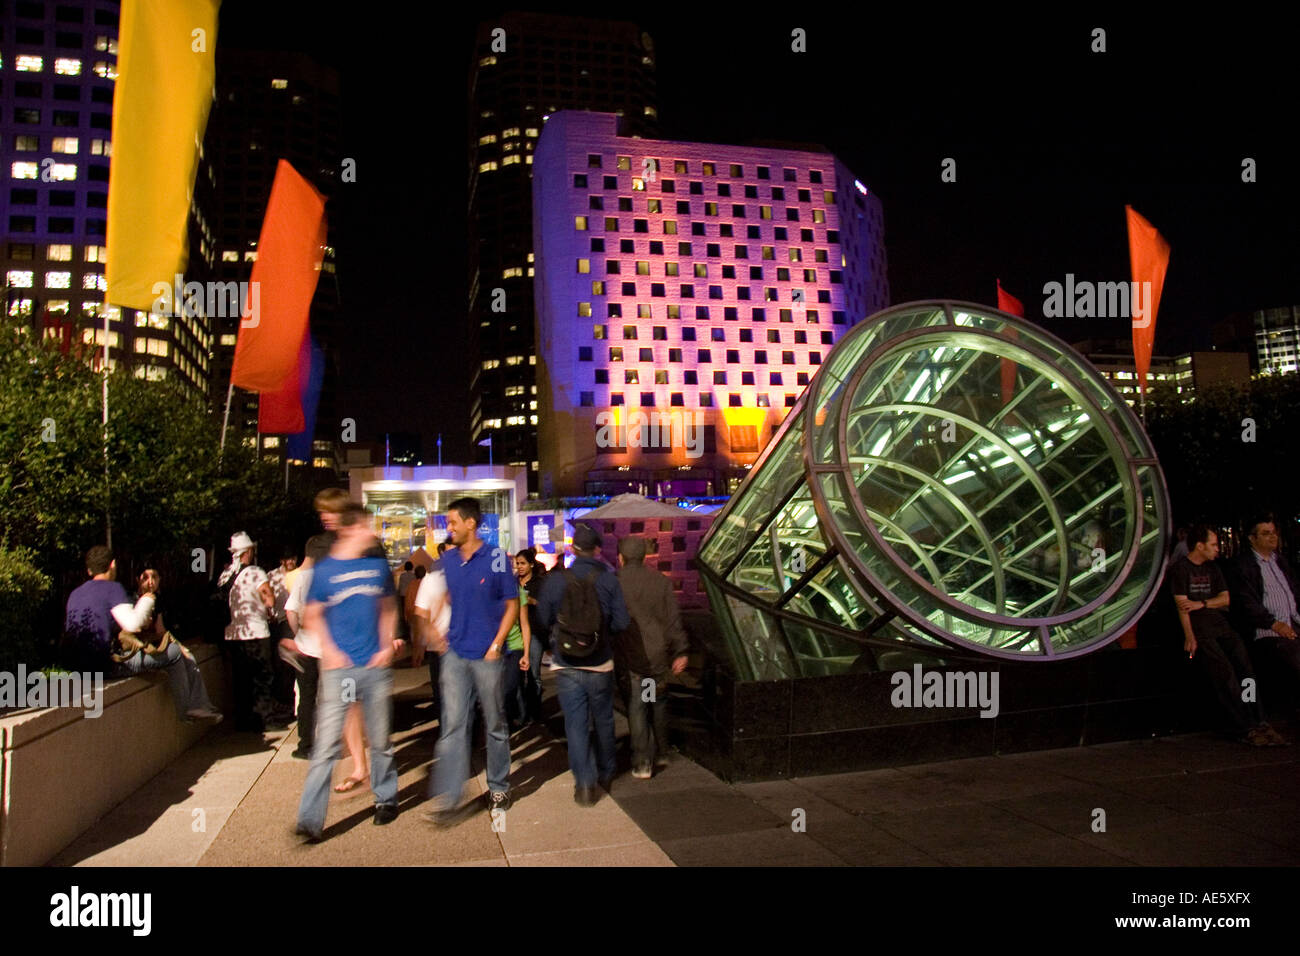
{"left": 62, "top": 491, "right": 1300, "bottom": 840}
{"left": 61, "top": 487, "right": 690, "bottom": 843}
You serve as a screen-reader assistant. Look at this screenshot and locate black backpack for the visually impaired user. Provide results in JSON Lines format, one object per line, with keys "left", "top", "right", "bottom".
{"left": 552, "top": 569, "right": 605, "bottom": 659}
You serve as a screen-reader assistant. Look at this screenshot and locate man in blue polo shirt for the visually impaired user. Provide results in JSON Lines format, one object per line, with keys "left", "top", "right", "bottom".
{"left": 295, "top": 503, "right": 401, "bottom": 841}
{"left": 425, "top": 497, "right": 519, "bottom": 826}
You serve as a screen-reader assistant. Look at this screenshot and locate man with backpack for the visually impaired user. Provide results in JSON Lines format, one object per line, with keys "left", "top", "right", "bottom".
{"left": 537, "top": 524, "right": 629, "bottom": 806}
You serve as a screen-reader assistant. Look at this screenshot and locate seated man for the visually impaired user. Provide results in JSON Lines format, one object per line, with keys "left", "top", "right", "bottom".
{"left": 1168, "top": 526, "right": 1285, "bottom": 747}
{"left": 1228, "top": 514, "right": 1300, "bottom": 714}
{"left": 63, "top": 546, "right": 222, "bottom": 722}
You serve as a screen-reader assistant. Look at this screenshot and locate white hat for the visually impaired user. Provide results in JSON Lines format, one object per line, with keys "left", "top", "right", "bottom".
{"left": 229, "top": 531, "right": 255, "bottom": 553}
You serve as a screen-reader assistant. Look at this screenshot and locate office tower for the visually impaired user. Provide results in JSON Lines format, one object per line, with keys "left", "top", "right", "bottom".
{"left": 1, "top": 0, "right": 216, "bottom": 399}
{"left": 468, "top": 13, "right": 658, "bottom": 491}
{"left": 206, "top": 48, "right": 340, "bottom": 468}
{"left": 532, "top": 111, "right": 889, "bottom": 498}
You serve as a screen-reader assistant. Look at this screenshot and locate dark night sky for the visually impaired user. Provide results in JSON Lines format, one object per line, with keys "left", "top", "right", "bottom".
{"left": 218, "top": 5, "right": 1299, "bottom": 462}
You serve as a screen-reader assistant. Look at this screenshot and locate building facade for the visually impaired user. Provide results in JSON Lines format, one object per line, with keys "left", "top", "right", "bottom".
{"left": 468, "top": 14, "right": 659, "bottom": 491}
{"left": 1, "top": 0, "right": 215, "bottom": 400}
{"left": 1072, "top": 337, "right": 1250, "bottom": 400}
{"left": 533, "top": 111, "right": 889, "bottom": 499}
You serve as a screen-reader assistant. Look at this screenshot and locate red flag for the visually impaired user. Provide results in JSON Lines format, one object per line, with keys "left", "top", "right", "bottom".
{"left": 230, "top": 160, "right": 327, "bottom": 393}
{"left": 257, "top": 329, "right": 308, "bottom": 433}
{"left": 1126, "top": 205, "right": 1170, "bottom": 396}
{"left": 997, "top": 279, "right": 1024, "bottom": 407}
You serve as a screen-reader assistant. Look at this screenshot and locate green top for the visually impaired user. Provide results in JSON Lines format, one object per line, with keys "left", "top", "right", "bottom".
{"left": 505, "top": 583, "right": 527, "bottom": 652}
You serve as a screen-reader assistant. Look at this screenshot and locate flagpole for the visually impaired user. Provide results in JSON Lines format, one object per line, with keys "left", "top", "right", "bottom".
{"left": 219, "top": 381, "right": 234, "bottom": 462}
{"left": 102, "top": 303, "right": 112, "bottom": 549}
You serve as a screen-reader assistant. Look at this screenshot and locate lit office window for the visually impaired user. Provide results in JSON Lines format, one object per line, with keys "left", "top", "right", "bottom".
{"left": 479, "top": 56, "right": 497, "bottom": 66}
{"left": 15, "top": 136, "right": 39, "bottom": 152}
{"left": 85, "top": 246, "right": 107, "bottom": 263}
{"left": 91, "top": 139, "right": 112, "bottom": 156}
{"left": 7, "top": 271, "right": 34, "bottom": 289}
{"left": 94, "top": 37, "right": 119, "bottom": 54}
{"left": 82, "top": 273, "right": 106, "bottom": 291}
{"left": 479, "top": 134, "right": 497, "bottom": 145}
{"left": 52, "top": 138, "right": 79, "bottom": 154}
{"left": 244, "top": 251, "right": 258, "bottom": 262}
{"left": 271, "top": 79, "right": 288, "bottom": 89}
{"left": 17, "top": 56, "right": 44, "bottom": 72}
{"left": 46, "top": 272, "right": 72, "bottom": 290}
{"left": 479, "top": 160, "right": 498, "bottom": 172}
{"left": 11, "top": 163, "right": 38, "bottom": 179}
{"left": 222, "top": 250, "right": 239, "bottom": 262}
{"left": 93, "top": 61, "right": 118, "bottom": 80}
{"left": 55, "top": 58, "right": 82, "bottom": 76}
{"left": 47, "top": 245, "right": 73, "bottom": 261}
{"left": 502, "top": 155, "right": 521, "bottom": 165}
{"left": 48, "top": 163, "right": 78, "bottom": 181}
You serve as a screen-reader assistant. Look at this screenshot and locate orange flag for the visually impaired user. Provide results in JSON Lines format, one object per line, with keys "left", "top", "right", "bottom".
{"left": 997, "top": 279, "right": 1024, "bottom": 407}
{"left": 1126, "top": 205, "right": 1171, "bottom": 397}
{"left": 230, "top": 160, "right": 327, "bottom": 392}
{"left": 257, "top": 332, "right": 309, "bottom": 433}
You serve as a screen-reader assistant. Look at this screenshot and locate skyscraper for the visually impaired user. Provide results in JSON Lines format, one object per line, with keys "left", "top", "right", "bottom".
{"left": 1, "top": 0, "right": 216, "bottom": 399}
{"left": 206, "top": 48, "right": 341, "bottom": 468}
{"left": 532, "top": 111, "right": 889, "bottom": 498}
{"left": 468, "top": 13, "right": 658, "bottom": 492}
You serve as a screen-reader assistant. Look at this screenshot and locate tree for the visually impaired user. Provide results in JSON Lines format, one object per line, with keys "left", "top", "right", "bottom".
{"left": 0, "top": 318, "right": 319, "bottom": 663}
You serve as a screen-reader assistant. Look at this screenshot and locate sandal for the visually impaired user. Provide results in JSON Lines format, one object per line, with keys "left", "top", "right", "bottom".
{"left": 334, "top": 775, "right": 367, "bottom": 793}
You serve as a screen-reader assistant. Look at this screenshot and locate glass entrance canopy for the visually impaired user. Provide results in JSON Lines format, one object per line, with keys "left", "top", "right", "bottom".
{"left": 697, "top": 301, "right": 1170, "bottom": 679}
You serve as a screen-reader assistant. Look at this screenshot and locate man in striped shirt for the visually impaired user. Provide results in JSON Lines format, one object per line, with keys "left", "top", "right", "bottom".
{"left": 1229, "top": 515, "right": 1300, "bottom": 716}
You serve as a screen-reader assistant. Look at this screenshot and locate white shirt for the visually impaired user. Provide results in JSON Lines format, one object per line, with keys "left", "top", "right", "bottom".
{"left": 224, "top": 563, "right": 271, "bottom": 641}
{"left": 413, "top": 568, "right": 452, "bottom": 646}
{"left": 284, "top": 567, "right": 321, "bottom": 658}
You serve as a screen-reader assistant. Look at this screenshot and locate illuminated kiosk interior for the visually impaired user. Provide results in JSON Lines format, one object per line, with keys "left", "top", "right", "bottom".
{"left": 351, "top": 466, "right": 528, "bottom": 564}
{"left": 696, "top": 301, "right": 1170, "bottom": 680}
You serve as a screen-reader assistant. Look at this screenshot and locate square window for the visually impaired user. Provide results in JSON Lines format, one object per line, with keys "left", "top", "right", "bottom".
{"left": 577, "top": 259, "right": 590, "bottom": 274}
{"left": 588, "top": 154, "right": 602, "bottom": 168}
{"left": 655, "top": 370, "right": 668, "bottom": 385}
{"left": 684, "top": 370, "right": 698, "bottom": 384}
{"left": 713, "top": 370, "right": 727, "bottom": 384}
{"left": 700, "top": 393, "right": 714, "bottom": 407}
{"left": 579, "top": 346, "right": 593, "bottom": 361}
{"left": 770, "top": 372, "right": 783, "bottom": 385}
{"left": 757, "top": 166, "right": 770, "bottom": 180}
{"left": 603, "top": 176, "right": 618, "bottom": 189}
{"left": 797, "top": 372, "right": 810, "bottom": 385}
{"left": 626, "top": 370, "right": 639, "bottom": 384}
{"left": 662, "top": 179, "right": 676, "bottom": 193}
{"left": 617, "top": 156, "right": 631, "bottom": 171}
{"left": 755, "top": 349, "right": 768, "bottom": 363}
{"left": 674, "top": 161, "right": 688, "bottom": 174}
{"left": 595, "top": 370, "right": 609, "bottom": 384}
{"left": 640, "top": 391, "right": 654, "bottom": 406}
{"left": 574, "top": 174, "right": 588, "bottom": 187}
{"left": 682, "top": 328, "right": 697, "bottom": 341}
{"left": 580, "top": 391, "right": 594, "bottom": 406}
{"left": 590, "top": 238, "right": 605, "bottom": 252}
{"left": 609, "top": 348, "right": 623, "bottom": 361}
{"left": 670, "top": 393, "right": 684, "bottom": 406}
{"left": 590, "top": 197, "right": 603, "bottom": 210}
{"left": 784, "top": 167, "right": 797, "bottom": 182}
{"left": 619, "top": 197, "right": 633, "bottom": 212}
{"left": 726, "top": 349, "right": 740, "bottom": 363}
{"left": 640, "top": 348, "right": 653, "bottom": 361}
{"left": 689, "top": 181, "right": 703, "bottom": 195}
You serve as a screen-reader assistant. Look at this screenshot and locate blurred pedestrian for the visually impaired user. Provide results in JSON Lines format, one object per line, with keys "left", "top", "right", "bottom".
{"left": 218, "top": 532, "right": 278, "bottom": 732}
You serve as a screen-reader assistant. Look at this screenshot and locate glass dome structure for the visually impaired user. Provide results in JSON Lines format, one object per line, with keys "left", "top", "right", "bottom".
{"left": 696, "top": 301, "right": 1170, "bottom": 679}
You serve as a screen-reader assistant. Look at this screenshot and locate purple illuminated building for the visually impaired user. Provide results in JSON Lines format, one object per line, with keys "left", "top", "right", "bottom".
{"left": 533, "top": 111, "right": 889, "bottom": 498}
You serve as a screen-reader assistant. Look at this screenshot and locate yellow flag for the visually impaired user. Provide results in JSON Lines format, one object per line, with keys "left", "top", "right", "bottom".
{"left": 106, "top": 0, "right": 221, "bottom": 311}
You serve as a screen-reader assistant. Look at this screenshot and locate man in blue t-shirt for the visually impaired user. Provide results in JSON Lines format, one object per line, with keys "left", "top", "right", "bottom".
{"left": 424, "top": 497, "right": 519, "bottom": 826}
{"left": 295, "top": 503, "right": 400, "bottom": 841}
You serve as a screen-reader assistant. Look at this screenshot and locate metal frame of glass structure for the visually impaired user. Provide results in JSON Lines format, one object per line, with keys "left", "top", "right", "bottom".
{"left": 697, "top": 301, "right": 1171, "bottom": 679}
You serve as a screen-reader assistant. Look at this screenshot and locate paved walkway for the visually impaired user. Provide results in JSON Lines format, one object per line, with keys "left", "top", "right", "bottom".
{"left": 50, "top": 665, "right": 1300, "bottom": 867}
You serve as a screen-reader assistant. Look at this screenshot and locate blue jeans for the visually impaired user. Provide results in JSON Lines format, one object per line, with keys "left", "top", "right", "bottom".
{"left": 115, "top": 641, "right": 214, "bottom": 718}
{"left": 297, "top": 666, "right": 398, "bottom": 833}
{"left": 429, "top": 646, "right": 510, "bottom": 808}
{"left": 554, "top": 667, "right": 616, "bottom": 789}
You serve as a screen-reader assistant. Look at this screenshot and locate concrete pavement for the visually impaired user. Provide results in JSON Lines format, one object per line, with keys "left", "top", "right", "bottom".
{"left": 49, "top": 662, "right": 1300, "bottom": 867}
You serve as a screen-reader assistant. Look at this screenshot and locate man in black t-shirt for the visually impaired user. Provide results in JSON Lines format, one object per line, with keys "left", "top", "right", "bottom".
{"left": 1169, "top": 526, "right": 1287, "bottom": 746}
